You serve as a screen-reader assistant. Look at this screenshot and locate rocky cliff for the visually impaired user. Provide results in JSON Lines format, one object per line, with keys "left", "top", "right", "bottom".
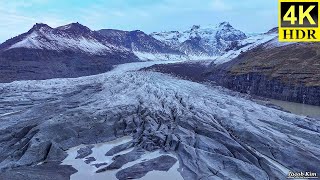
{"left": 206, "top": 39, "right": 320, "bottom": 106}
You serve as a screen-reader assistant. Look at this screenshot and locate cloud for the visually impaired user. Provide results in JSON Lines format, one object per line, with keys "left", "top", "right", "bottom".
{"left": 211, "top": 0, "right": 232, "bottom": 12}
{"left": 111, "top": 11, "right": 126, "bottom": 17}
{"left": 0, "top": 0, "right": 69, "bottom": 42}
{"left": 0, "top": 0, "right": 50, "bottom": 12}
{"left": 0, "top": 0, "right": 276, "bottom": 42}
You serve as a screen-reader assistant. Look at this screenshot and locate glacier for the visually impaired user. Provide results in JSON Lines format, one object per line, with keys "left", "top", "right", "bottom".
{"left": 0, "top": 60, "right": 319, "bottom": 180}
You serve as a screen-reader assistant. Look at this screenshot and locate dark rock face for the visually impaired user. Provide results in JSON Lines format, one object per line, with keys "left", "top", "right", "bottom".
{"left": 207, "top": 70, "right": 320, "bottom": 106}
{"left": 103, "top": 148, "right": 146, "bottom": 171}
{"left": 206, "top": 42, "right": 320, "bottom": 106}
{"left": 179, "top": 37, "right": 209, "bottom": 56}
{"left": 93, "top": 162, "right": 108, "bottom": 168}
{"left": 95, "top": 166, "right": 109, "bottom": 173}
{"left": 105, "top": 141, "right": 134, "bottom": 156}
{"left": 0, "top": 163, "right": 77, "bottom": 180}
{"left": 56, "top": 22, "right": 92, "bottom": 36}
{"left": 76, "top": 145, "right": 94, "bottom": 159}
{"left": 116, "top": 155, "right": 177, "bottom": 180}
{"left": 84, "top": 157, "right": 96, "bottom": 164}
{"left": 216, "top": 22, "right": 247, "bottom": 41}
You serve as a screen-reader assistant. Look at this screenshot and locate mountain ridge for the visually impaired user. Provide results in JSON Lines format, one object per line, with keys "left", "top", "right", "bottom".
{"left": 0, "top": 22, "right": 278, "bottom": 82}
{"left": 1, "top": 21, "right": 254, "bottom": 59}
{"left": 150, "top": 21, "right": 248, "bottom": 59}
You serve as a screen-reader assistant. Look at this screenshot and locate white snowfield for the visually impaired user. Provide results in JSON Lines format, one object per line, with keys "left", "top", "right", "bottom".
{"left": 1, "top": 61, "right": 319, "bottom": 180}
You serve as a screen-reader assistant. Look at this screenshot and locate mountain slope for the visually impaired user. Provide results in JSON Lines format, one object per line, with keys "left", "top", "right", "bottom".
{"left": 0, "top": 23, "right": 139, "bottom": 83}
{"left": 212, "top": 30, "right": 279, "bottom": 65}
{"left": 205, "top": 31, "right": 320, "bottom": 105}
{"left": 97, "top": 29, "right": 188, "bottom": 61}
{"left": 0, "top": 23, "right": 130, "bottom": 55}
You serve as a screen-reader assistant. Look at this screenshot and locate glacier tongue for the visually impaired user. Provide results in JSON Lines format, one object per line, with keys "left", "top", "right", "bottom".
{"left": 133, "top": 51, "right": 189, "bottom": 61}
{"left": 0, "top": 61, "right": 319, "bottom": 180}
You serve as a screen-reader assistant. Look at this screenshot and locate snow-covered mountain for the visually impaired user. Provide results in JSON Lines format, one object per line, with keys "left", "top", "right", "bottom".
{"left": 0, "top": 23, "right": 139, "bottom": 83}
{"left": 0, "top": 22, "right": 280, "bottom": 82}
{"left": 0, "top": 22, "right": 189, "bottom": 62}
{"left": 97, "top": 29, "right": 188, "bottom": 61}
{"left": 0, "top": 23, "right": 130, "bottom": 55}
{"left": 0, "top": 21, "right": 280, "bottom": 63}
{"left": 212, "top": 29, "right": 279, "bottom": 65}
{"left": 151, "top": 22, "right": 247, "bottom": 60}
{"left": 0, "top": 21, "right": 277, "bottom": 63}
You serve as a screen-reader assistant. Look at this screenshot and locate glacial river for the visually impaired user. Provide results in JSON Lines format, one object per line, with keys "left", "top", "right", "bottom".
{"left": 268, "top": 99, "right": 320, "bottom": 118}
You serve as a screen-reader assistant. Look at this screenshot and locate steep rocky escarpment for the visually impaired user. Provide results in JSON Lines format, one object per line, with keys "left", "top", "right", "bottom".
{"left": 0, "top": 62, "right": 319, "bottom": 179}
{"left": 206, "top": 42, "right": 320, "bottom": 106}
{"left": 207, "top": 71, "right": 320, "bottom": 106}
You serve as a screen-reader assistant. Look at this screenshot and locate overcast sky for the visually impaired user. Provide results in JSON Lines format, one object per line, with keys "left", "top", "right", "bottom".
{"left": 0, "top": 0, "right": 277, "bottom": 43}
